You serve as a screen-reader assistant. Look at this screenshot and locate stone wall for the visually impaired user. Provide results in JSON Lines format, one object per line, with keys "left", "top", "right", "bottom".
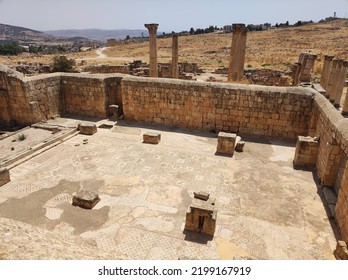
{"left": 1, "top": 66, "right": 348, "bottom": 242}
{"left": 0, "top": 67, "right": 124, "bottom": 126}
{"left": 0, "top": 66, "right": 60, "bottom": 126}
{"left": 122, "top": 77, "right": 314, "bottom": 140}
{"left": 310, "top": 92, "right": 348, "bottom": 241}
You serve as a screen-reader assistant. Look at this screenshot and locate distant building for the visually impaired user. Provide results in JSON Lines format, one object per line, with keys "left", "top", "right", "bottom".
{"left": 106, "top": 39, "right": 117, "bottom": 47}
{"left": 223, "top": 25, "right": 232, "bottom": 33}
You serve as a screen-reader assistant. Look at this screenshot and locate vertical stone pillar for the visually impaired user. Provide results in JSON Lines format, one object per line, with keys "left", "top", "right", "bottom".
{"left": 228, "top": 24, "right": 247, "bottom": 82}
{"left": 333, "top": 60, "right": 348, "bottom": 107}
{"left": 144, "top": 23, "right": 159, "bottom": 77}
{"left": 320, "top": 55, "right": 334, "bottom": 90}
{"left": 172, "top": 34, "right": 179, "bottom": 79}
{"left": 326, "top": 59, "right": 343, "bottom": 102}
{"left": 297, "top": 53, "right": 317, "bottom": 84}
{"left": 291, "top": 62, "right": 302, "bottom": 85}
{"left": 342, "top": 88, "right": 348, "bottom": 116}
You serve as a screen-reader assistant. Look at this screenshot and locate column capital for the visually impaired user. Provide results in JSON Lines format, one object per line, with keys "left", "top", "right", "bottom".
{"left": 232, "top": 23, "right": 247, "bottom": 35}
{"left": 145, "top": 23, "right": 159, "bottom": 34}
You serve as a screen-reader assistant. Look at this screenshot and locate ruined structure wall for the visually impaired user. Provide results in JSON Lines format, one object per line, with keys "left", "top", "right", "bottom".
{"left": 312, "top": 93, "right": 348, "bottom": 241}
{"left": 60, "top": 74, "right": 108, "bottom": 118}
{"left": 0, "top": 67, "right": 61, "bottom": 126}
{"left": 122, "top": 77, "right": 313, "bottom": 140}
{"left": 0, "top": 67, "right": 125, "bottom": 125}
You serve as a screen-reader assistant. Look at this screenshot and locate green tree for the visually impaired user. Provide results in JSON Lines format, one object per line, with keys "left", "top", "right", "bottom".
{"left": 52, "top": 56, "right": 75, "bottom": 72}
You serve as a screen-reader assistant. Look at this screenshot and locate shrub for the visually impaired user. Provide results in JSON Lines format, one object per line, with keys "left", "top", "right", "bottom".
{"left": 16, "top": 133, "right": 27, "bottom": 141}
{"left": 52, "top": 56, "right": 75, "bottom": 72}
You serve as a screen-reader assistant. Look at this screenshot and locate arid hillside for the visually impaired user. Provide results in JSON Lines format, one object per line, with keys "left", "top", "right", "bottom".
{"left": 1, "top": 19, "right": 348, "bottom": 74}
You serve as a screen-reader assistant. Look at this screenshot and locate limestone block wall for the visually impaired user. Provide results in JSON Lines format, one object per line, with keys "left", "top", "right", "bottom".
{"left": 0, "top": 66, "right": 60, "bottom": 126}
{"left": 24, "top": 74, "right": 61, "bottom": 121}
{"left": 311, "top": 93, "right": 348, "bottom": 241}
{"left": 122, "top": 77, "right": 314, "bottom": 140}
{"left": 60, "top": 74, "right": 107, "bottom": 118}
{"left": 0, "top": 66, "right": 124, "bottom": 125}
{"left": 59, "top": 74, "right": 124, "bottom": 118}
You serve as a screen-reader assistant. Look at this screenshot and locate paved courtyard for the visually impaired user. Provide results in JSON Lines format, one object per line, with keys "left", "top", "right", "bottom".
{"left": 0, "top": 118, "right": 337, "bottom": 259}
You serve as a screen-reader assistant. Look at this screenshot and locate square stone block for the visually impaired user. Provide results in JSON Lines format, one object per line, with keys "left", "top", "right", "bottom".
{"left": 216, "top": 132, "right": 236, "bottom": 156}
{"left": 0, "top": 168, "right": 10, "bottom": 187}
{"left": 72, "top": 190, "right": 100, "bottom": 209}
{"left": 293, "top": 135, "right": 319, "bottom": 168}
{"left": 185, "top": 193, "right": 217, "bottom": 236}
{"left": 143, "top": 132, "right": 161, "bottom": 144}
{"left": 79, "top": 122, "right": 97, "bottom": 135}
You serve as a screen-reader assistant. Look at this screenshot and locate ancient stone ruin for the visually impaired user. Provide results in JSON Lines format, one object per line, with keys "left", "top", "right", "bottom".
{"left": 1, "top": 21, "right": 348, "bottom": 260}
{"left": 185, "top": 192, "right": 217, "bottom": 236}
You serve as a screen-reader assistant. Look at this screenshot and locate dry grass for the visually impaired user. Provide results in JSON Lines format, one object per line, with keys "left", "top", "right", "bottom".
{"left": 1, "top": 19, "right": 347, "bottom": 74}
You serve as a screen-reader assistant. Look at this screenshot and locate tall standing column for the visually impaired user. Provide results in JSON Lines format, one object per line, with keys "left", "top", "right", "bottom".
{"left": 326, "top": 59, "right": 343, "bottom": 102}
{"left": 172, "top": 34, "right": 179, "bottom": 79}
{"left": 228, "top": 24, "right": 247, "bottom": 82}
{"left": 342, "top": 88, "right": 348, "bottom": 116}
{"left": 320, "top": 55, "right": 334, "bottom": 90}
{"left": 334, "top": 60, "right": 348, "bottom": 107}
{"left": 297, "top": 53, "right": 317, "bottom": 84}
{"left": 145, "top": 23, "right": 159, "bottom": 77}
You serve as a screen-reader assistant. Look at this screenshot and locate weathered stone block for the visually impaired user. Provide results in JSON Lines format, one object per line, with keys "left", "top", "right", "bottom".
{"left": 78, "top": 122, "right": 97, "bottom": 135}
{"left": 216, "top": 132, "right": 236, "bottom": 156}
{"left": 0, "top": 168, "right": 10, "bottom": 187}
{"left": 235, "top": 141, "right": 245, "bottom": 152}
{"left": 72, "top": 189, "right": 100, "bottom": 209}
{"left": 185, "top": 193, "right": 217, "bottom": 236}
{"left": 293, "top": 135, "right": 319, "bottom": 168}
{"left": 143, "top": 132, "right": 161, "bottom": 144}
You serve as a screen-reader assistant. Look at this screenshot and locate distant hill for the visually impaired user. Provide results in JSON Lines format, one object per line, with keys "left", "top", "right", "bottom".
{"left": 0, "top": 23, "right": 59, "bottom": 44}
{"left": 45, "top": 29, "right": 149, "bottom": 42}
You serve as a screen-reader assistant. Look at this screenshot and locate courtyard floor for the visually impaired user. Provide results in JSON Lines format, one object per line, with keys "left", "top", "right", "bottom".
{"left": 0, "top": 117, "right": 338, "bottom": 259}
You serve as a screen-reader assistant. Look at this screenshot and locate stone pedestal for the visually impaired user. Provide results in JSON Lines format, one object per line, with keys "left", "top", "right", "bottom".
{"left": 320, "top": 55, "right": 334, "bottom": 90}
{"left": 216, "top": 132, "right": 236, "bottom": 156}
{"left": 0, "top": 168, "right": 10, "bottom": 187}
{"left": 185, "top": 193, "right": 217, "bottom": 236}
{"left": 72, "top": 190, "right": 100, "bottom": 209}
{"left": 143, "top": 132, "right": 161, "bottom": 144}
{"left": 78, "top": 122, "right": 97, "bottom": 135}
{"left": 235, "top": 141, "right": 245, "bottom": 152}
{"left": 172, "top": 34, "right": 179, "bottom": 79}
{"left": 145, "top": 23, "right": 159, "bottom": 77}
{"left": 228, "top": 24, "right": 247, "bottom": 82}
{"left": 293, "top": 136, "right": 319, "bottom": 168}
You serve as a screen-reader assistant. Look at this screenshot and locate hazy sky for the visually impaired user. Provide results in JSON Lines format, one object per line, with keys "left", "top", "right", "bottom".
{"left": 0, "top": 0, "right": 347, "bottom": 31}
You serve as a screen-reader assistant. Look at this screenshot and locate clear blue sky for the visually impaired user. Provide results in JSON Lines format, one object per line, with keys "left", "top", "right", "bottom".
{"left": 0, "top": 0, "right": 347, "bottom": 31}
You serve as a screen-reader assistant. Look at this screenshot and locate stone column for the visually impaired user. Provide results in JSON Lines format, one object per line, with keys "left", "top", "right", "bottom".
{"left": 326, "top": 59, "right": 343, "bottom": 101}
{"left": 320, "top": 55, "right": 334, "bottom": 90}
{"left": 172, "top": 34, "right": 179, "bottom": 79}
{"left": 228, "top": 24, "right": 247, "bottom": 82}
{"left": 342, "top": 88, "right": 348, "bottom": 116}
{"left": 333, "top": 60, "right": 348, "bottom": 107}
{"left": 145, "top": 23, "right": 159, "bottom": 77}
{"left": 297, "top": 53, "right": 317, "bottom": 84}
